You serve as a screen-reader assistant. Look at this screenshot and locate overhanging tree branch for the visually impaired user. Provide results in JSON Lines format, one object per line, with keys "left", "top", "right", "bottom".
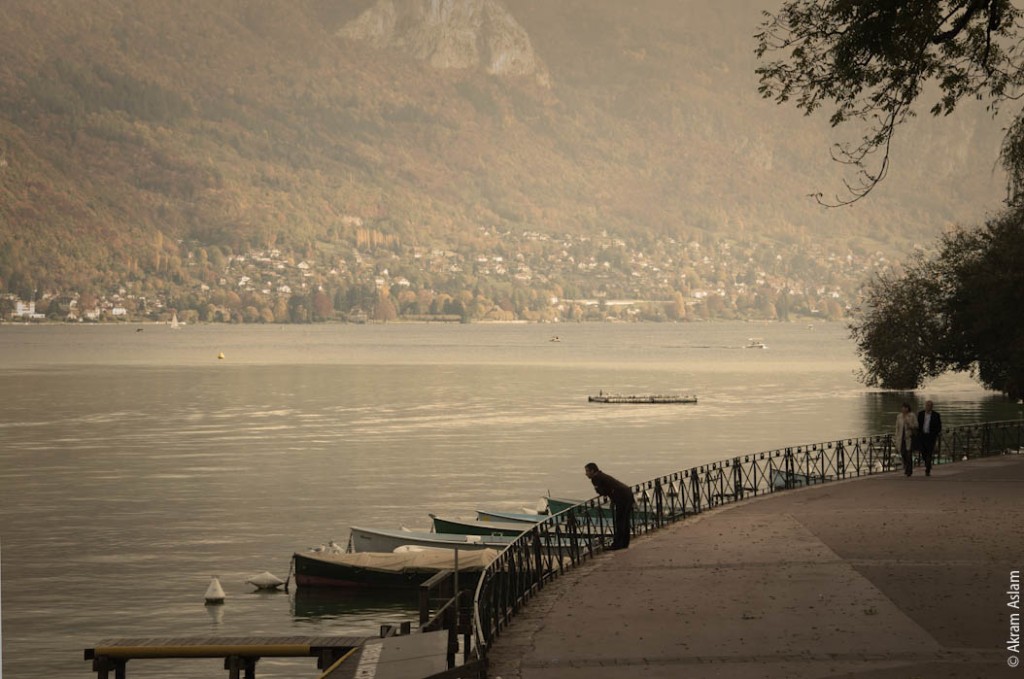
{"left": 756, "top": 0, "right": 1024, "bottom": 205}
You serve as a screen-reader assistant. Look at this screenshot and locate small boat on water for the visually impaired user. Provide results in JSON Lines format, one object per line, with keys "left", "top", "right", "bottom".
{"left": 347, "top": 525, "right": 515, "bottom": 553}
{"left": 745, "top": 337, "right": 767, "bottom": 349}
{"left": 292, "top": 548, "right": 498, "bottom": 589}
{"left": 588, "top": 394, "right": 697, "bottom": 404}
{"left": 430, "top": 514, "right": 529, "bottom": 537}
{"left": 475, "top": 509, "right": 544, "bottom": 524}
{"left": 545, "top": 497, "right": 586, "bottom": 514}
{"left": 545, "top": 497, "right": 648, "bottom": 522}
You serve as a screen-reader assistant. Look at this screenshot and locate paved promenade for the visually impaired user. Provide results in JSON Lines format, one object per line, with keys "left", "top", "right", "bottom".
{"left": 487, "top": 455, "right": 1024, "bottom": 679}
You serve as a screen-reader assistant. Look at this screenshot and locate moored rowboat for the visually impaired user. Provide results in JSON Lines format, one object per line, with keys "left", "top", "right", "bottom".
{"left": 475, "top": 509, "right": 544, "bottom": 524}
{"left": 292, "top": 548, "right": 498, "bottom": 589}
{"left": 544, "top": 497, "right": 585, "bottom": 514}
{"left": 545, "top": 496, "right": 614, "bottom": 519}
{"left": 348, "top": 525, "right": 515, "bottom": 553}
{"left": 429, "top": 514, "right": 529, "bottom": 537}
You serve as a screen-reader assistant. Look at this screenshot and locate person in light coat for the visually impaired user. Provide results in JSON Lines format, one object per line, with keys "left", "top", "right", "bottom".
{"left": 894, "top": 402, "right": 918, "bottom": 477}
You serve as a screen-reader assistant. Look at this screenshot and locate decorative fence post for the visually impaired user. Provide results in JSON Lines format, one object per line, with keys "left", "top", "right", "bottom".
{"left": 654, "top": 478, "right": 664, "bottom": 527}
{"left": 784, "top": 447, "right": 795, "bottom": 489}
{"left": 732, "top": 457, "right": 743, "bottom": 501}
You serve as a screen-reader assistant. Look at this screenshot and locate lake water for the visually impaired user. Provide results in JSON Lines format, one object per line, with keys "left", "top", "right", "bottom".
{"left": 0, "top": 321, "right": 1019, "bottom": 678}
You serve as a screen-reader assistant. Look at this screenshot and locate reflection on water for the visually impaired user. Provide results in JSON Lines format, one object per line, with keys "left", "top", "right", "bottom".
{"left": 0, "top": 322, "right": 1020, "bottom": 678}
{"left": 859, "top": 380, "right": 1022, "bottom": 436}
{"left": 291, "top": 587, "right": 417, "bottom": 623}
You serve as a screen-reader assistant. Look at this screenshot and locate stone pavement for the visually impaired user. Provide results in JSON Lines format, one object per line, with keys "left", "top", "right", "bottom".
{"left": 486, "top": 455, "right": 1024, "bottom": 679}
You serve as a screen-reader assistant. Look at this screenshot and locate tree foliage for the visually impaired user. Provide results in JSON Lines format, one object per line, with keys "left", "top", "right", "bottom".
{"left": 851, "top": 207, "right": 1024, "bottom": 398}
{"left": 756, "top": 0, "right": 1024, "bottom": 204}
{"left": 849, "top": 267, "right": 945, "bottom": 389}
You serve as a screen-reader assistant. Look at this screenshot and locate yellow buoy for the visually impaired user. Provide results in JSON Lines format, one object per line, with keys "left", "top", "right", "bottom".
{"left": 217, "top": 352, "right": 225, "bottom": 360}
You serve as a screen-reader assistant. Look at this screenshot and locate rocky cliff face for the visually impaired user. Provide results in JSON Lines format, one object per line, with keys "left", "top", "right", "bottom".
{"left": 340, "top": 0, "right": 550, "bottom": 86}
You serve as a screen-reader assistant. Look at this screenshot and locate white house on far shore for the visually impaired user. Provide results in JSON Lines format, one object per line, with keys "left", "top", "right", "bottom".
{"left": 14, "top": 300, "right": 46, "bottom": 320}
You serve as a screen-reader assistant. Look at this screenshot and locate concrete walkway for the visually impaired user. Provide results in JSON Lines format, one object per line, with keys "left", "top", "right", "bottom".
{"left": 487, "top": 455, "right": 1024, "bottom": 679}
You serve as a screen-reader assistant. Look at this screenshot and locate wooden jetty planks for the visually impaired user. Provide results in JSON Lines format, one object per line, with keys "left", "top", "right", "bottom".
{"left": 84, "top": 635, "right": 373, "bottom": 678}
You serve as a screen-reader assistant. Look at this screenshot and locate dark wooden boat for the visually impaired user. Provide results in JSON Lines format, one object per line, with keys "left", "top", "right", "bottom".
{"left": 292, "top": 548, "right": 498, "bottom": 589}
{"left": 429, "top": 514, "right": 528, "bottom": 537}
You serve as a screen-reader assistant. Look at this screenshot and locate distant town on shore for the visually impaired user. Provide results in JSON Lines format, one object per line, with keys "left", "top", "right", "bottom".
{"left": 1, "top": 227, "right": 896, "bottom": 325}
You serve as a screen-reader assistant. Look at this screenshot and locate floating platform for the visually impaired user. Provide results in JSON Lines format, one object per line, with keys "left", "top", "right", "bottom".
{"left": 588, "top": 394, "right": 697, "bottom": 404}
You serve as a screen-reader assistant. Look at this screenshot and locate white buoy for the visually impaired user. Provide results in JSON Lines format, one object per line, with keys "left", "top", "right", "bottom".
{"left": 205, "top": 576, "right": 226, "bottom": 605}
{"left": 245, "top": 571, "right": 285, "bottom": 590}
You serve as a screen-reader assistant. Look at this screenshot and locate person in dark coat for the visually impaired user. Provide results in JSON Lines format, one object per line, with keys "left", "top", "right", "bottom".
{"left": 584, "top": 462, "right": 634, "bottom": 550}
{"left": 917, "top": 400, "right": 942, "bottom": 476}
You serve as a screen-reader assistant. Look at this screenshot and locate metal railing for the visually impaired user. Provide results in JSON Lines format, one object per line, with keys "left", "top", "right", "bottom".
{"left": 470, "top": 418, "right": 1024, "bottom": 668}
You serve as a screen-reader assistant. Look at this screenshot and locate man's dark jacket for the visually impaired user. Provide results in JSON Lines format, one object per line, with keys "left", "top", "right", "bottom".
{"left": 590, "top": 471, "right": 634, "bottom": 506}
{"left": 917, "top": 409, "right": 943, "bottom": 441}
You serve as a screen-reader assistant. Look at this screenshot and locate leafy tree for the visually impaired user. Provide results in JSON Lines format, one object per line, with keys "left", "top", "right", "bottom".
{"left": 756, "top": 0, "right": 1024, "bottom": 204}
{"left": 288, "top": 294, "right": 311, "bottom": 323}
{"left": 934, "top": 209, "right": 1024, "bottom": 397}
{"left": 373, "top": 290, "right": 397, "bottom": 322}
{"left": 850, "top": 268, "right": 942, "bottom": 389}
{"left": 312, "top": 290, "right": 333, "bottom": 321}
{"left": 273, "top": 297, "right": 290, "bottom": 324}
{"left": 850, "top": 207, "right": 1024, "bottom": 398}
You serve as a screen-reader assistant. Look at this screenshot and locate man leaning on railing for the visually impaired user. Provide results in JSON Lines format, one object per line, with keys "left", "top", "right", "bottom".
{"left": 584, "top": 462, "right": 635, "bottom": 550}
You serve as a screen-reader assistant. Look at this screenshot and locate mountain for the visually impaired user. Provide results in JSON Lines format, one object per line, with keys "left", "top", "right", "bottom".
{"left": 340, "top": 0, "right": 550, "bottom": 83}
{"left": 0, "top": 0, "right": 1007, "bottom": 315}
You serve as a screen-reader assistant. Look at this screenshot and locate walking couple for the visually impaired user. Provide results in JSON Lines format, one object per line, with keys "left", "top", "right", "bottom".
{"left": 894, "top": 400, "right": 942, "bottom": 477}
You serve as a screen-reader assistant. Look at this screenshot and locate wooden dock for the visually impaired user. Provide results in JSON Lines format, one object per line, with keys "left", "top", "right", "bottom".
{"left": 84, "top": 635, "right": 371, "bottom": 678}
{"left": 84, "top": 630, "right": 480, "bottom": 678}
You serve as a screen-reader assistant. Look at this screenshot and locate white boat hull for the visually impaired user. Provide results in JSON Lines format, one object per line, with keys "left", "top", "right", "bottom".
{"left": 348, "top": 526, "right": 512, "bottom": 553}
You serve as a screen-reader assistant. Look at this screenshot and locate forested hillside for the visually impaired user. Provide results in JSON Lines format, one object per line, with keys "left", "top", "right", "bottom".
{"left": 0, "top": 0, "right": 1006, "bottom": 320}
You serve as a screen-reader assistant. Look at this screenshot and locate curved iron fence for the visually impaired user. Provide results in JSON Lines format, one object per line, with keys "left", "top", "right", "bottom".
{"left": 470, "top": 418, "right": 1024, "bottom": 666}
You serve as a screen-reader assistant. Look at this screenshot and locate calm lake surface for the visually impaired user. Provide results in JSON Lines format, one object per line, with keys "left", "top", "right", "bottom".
{"left": 0, "top": 322, "right": 1019, "bottom": 677}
